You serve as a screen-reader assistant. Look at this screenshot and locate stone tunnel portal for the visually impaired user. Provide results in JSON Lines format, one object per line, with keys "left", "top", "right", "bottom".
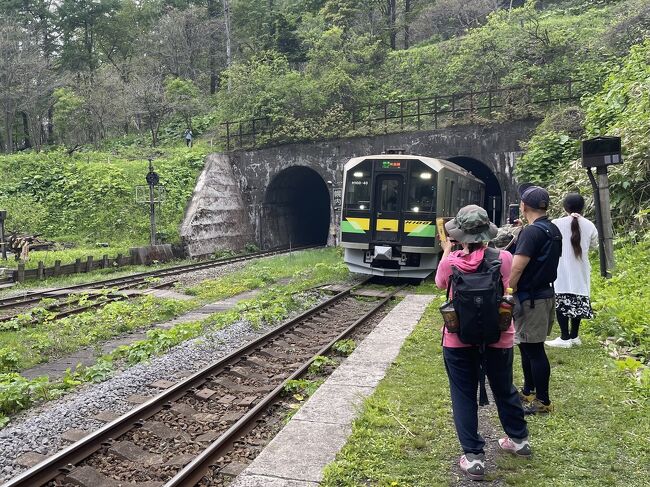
{"left": 447, "top": 156, "right": 504, "bottom": 225}
{"left": 261, "top": 166, "right": 331, "bottom": 249}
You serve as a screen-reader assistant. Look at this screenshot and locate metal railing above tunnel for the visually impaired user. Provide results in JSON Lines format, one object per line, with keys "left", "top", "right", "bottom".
{"left": 219, "top": 79, "right": 591, "bottom": 151}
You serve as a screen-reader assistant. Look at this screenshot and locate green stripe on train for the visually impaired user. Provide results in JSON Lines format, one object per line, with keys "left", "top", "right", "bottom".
{"left": 407, "top": 223, "right": 436, "bottom": 237}
{"left": 341, "top": 220, "right": 366, "bottom": 234}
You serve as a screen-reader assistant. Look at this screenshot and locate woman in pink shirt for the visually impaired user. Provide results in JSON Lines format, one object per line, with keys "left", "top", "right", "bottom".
{"left": 435, "top": 205, "right": 529, "bottom": 481}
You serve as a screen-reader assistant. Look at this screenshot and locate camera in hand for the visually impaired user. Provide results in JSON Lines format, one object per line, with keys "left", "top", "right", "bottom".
{"left": 508, "top": 204, "right": 519, "bottom": 225}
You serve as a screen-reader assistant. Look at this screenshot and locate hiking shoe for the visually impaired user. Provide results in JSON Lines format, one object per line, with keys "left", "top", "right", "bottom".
{"left": 523, "top": 399, "right": 553, "bottom": 415}
{"left": 571, "top": 336, "right": 582, "bottom": 346}
{"left": 498, "top": 437, "right": 532, "bottom": 458}
{"left": 545, "top": 337, "right": 572, "bottom": 348}
{"left": 518, "top": 389, "right": 536, "bottom": 403}
{"left": 459, "top": 453, "right": 485, "bottom": 481}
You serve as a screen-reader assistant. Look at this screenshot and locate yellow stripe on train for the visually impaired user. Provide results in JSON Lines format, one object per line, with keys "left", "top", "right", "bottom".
{"left": 376, "top": 219, "right": 399, "bottom": 232}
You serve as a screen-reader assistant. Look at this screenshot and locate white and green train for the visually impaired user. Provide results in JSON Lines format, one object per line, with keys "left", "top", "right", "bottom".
{"left": 340, "top": 153, "right": 484, "bottom": 279}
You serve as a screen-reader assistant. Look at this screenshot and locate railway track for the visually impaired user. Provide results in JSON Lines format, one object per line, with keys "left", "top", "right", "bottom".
{"left": 0, "top": 280, "right": 177, "bottom": 327}
{"left": 3, "top": 282, "right": 401, "bottom": 487}
{"left": 0, "top": 245, "right": 319, "bottom": 313}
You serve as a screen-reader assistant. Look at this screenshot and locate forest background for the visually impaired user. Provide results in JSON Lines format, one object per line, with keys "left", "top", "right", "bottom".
{"left": 0, "top": 0, "right": 648, "bottom": 245}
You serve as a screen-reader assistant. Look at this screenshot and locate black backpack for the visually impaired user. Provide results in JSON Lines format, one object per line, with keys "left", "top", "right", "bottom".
{"left": 446, "top": 247, "right": 503, "bottom": 346}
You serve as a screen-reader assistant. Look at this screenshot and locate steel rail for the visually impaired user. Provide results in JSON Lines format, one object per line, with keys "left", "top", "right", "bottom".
{"left": 164, "top": 285, "right": 404, "bottom": 486}
{"left": 1, "top": 279, "right": 359, "bottom": 487}
{"left": 0, "top": 279, "right": 177, "bottom": 325}
{"left": 0, "top": 245, "right": 319, "bottom": 311}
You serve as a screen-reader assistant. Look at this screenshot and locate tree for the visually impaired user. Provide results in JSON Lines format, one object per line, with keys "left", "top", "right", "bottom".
{"left": 57, "top": 0, "right": 121, "bottom": 73}
{"left": 128, "top": 66, "right": 172, "bottom": 146}
{"left": 165, "top": 77, "right": 203, "bottom": 129}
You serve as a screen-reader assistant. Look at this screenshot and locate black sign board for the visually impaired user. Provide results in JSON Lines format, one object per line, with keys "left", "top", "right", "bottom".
{"left": 581, "top": 136, "right": 622, "bottom": 168}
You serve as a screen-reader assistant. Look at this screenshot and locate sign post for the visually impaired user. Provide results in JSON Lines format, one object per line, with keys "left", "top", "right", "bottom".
{"left": 582, "top": 136, "right": 622, "bottom": 278}
{"left": 0, "top": 210, "right": 6, "bottom": 260}
{"left": 136, "top": 160, "right": 165, "bottom": 247}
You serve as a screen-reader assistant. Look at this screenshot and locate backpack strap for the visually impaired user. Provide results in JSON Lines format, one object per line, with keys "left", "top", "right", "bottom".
{"left": 483, "top": 246, "right": 501, "bottom": 264}
{"left": 525, "top": 219, "right": 562, "bottom": 306}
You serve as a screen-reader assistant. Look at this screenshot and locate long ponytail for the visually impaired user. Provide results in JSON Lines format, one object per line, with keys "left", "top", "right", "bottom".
{"left": 563, "top": 193, "right": 585, "bottom": 260}
{"left": 570, "top": 216, "right": 582, "bottom": 260}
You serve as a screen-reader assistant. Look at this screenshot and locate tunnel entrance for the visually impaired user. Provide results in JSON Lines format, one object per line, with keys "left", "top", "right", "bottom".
{"left": 261, "top": 166, "right": 330, "bottom": 249}
{"left": 447, "top": 156, "right": 503, "bottom": 225}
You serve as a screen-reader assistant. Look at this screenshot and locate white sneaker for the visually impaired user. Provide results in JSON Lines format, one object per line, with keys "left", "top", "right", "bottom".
{"left": 545, "top": 337, "right": 572, "bottom": 348}
{"left": 571, "top": 337, "right": 582, "bottom": 346}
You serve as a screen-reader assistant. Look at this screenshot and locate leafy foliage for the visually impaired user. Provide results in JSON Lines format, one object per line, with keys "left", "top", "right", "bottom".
{"left": 515, "top": 131, "right": 580, "bottom": 187}
{"left": 544, "top": 39, "right": 650, "bottom": 232}
{"left": 332, "top": 338, "right": 356, "bottom": 356}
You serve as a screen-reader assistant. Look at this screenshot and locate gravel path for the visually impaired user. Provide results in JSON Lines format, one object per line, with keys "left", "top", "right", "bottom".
{"left": 0, "top": 291, "right": 326, "bottom": 482}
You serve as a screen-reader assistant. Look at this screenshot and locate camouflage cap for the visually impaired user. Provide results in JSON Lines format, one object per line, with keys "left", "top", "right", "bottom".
{"left": 445, "top": 204, "right": 498, "bottom": 243}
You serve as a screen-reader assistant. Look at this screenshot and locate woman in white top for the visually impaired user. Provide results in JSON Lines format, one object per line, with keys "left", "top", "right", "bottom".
{"left": 545, "top": 193, "right": 598, "bottom": 348}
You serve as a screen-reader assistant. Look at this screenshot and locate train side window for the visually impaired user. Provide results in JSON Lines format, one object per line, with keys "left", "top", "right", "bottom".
{"left": 448, "top": 180, "right": 455, "bottom": 215}
{"left": 344, "top": 161, "right": 372, "bottom": 210}
{"left": 408, "top": 170, "right": 437, "bottom": 213}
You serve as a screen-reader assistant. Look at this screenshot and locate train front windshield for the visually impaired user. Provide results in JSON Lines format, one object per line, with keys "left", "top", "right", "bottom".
{"left": 344, "top": 160, "right": 372, "bottom": 211}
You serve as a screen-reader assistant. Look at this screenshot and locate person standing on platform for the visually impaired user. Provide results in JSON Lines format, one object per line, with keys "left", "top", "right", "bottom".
{"left": 508, "top": 184, "right": 562, "bottom": 415}
{"left": 546, "top": 193, "right": 598, "bottom": 348}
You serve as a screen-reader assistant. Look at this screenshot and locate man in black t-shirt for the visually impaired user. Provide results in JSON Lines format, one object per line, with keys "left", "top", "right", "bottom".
{"left": 509, "top": 184, "right": 562, "bottom": 415}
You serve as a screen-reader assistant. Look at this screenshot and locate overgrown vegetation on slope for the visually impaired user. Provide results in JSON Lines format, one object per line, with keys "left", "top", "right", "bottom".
{"left": 0, "top": 146, "right": 206, "bottom": 245}
{"left": 515, "top": 39, "right": 650, "bottom": 233}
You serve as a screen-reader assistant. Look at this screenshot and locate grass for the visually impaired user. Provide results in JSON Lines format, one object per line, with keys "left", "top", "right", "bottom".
{"left": 0, "top": 296, "right": 194, "bottom": 372}
{"left": 321, "top": 298, "right": 650, "bottom": 486}
{"left": 186, "top": 247, "right": 351, "bottom": 301}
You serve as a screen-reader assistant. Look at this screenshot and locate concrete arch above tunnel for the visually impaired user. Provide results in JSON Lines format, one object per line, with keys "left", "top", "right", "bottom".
{"left": 447, "top": 156, "right": 504, "bottom": 225}
{"left": 261, "top": 166, "right": 331, "bottom": 249}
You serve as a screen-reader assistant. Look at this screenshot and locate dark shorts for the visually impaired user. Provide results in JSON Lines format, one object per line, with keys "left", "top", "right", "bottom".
{"left": 513, "top": 296, "right": 555, "bottom": 343}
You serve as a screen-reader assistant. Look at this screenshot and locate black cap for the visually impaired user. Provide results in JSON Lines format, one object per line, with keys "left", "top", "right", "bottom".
{"left": 518, "top": 183, "right": 550, "bottom": 210}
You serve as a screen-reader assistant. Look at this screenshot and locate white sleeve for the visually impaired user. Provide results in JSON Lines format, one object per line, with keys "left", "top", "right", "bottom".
{"left": 589, "top": 223, "right": 599, "bottom": 249}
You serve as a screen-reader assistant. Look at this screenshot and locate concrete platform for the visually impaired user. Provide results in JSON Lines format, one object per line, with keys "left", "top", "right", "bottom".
{"left": 232, "top": 293, "right": 434, "bottom": 487}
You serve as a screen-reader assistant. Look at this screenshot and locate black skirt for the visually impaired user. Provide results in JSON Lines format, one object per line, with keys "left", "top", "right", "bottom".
{"left": 555, "top": 293, "right": 594, "bottom": 319}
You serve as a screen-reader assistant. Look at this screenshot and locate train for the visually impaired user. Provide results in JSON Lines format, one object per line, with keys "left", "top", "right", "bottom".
{"left": 340, "top": 152, "right": 485, "bottom": 279}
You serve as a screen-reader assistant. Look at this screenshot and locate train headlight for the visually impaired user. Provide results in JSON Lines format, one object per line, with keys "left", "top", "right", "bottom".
{"left": 412, "top": 207, "right": 419, "bottom": 212}
{"left": 359, "top": 204, "right": 366, "bottom": 210}
{"left": 353, "top": 171, "right": 364, "bottom": 178}
{"left": 420, "top": 172, "right": 432, "bottom": 179}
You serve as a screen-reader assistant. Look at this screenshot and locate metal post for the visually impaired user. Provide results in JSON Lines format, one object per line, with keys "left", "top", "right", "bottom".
{"left": 596, "top": 166, "right": 615, "bottom": 271}
{"left": 0, "top": 210, "right": 6, "bottom": 260}
{"left": 586, "top": 168, "right": 610, "bottom": 278}
{"left": 148, "top": 159, "right": 157, "bottom": 246}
